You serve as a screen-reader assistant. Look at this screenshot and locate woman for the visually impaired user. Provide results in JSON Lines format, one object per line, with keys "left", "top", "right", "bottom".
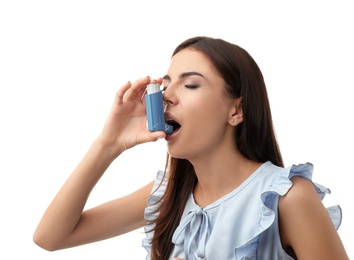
{"left": 33, "top": 36, "right": 348, "bottom": 259}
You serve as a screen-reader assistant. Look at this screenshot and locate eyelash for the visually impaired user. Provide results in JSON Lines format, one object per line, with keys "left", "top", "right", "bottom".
{"left": 162, "top": 83, "right": 200, "bottom": 91}
{"left": 185, "top": 84, "right": 200, "bottom": 89}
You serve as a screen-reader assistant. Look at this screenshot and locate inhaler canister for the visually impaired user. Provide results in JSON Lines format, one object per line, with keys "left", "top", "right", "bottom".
{"left": 145, "top": 83, "right": 173, "bottom": 134}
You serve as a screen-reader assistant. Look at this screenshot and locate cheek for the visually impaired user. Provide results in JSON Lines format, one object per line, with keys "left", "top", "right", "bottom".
{"left": 194, "top": 97, "right": 228, "bottom": 124}
{"left": 180, "top": 91, "right": 230, "bottom": 134}
{"left": 187, "top": 102, "right": 228, "bottom": 138}
{"left": 167, "top": 106, "right": 228, "bottom": 158}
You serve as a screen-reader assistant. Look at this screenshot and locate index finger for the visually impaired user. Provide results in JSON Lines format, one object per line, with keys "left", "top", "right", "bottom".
{"left": 123, "top": 76, "right": 151, "bottom": 101}
{"left": 116, "top": 81, "right": 132, "bottom": 102}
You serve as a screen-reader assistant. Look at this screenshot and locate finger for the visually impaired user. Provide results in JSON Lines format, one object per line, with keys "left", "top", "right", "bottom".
{"left": 134, "top": 76, "right": 152, "bottom": 100}
{"left": 155, "top": 77, "right": 163, "bottom": 85}
{"left": 139, "top": 77, "right": 164, "bottom": 102}
{"left": 139, "top": 131, "right": 166, "bottom": 143}
{"left": 150, "top": 131, "right": 166, "bottom": 141}
{"left": 116, "top": 81, "right": 132, "bottom": 102}
{"left": 124, "top": 76, "right": 150, "bottom": 101}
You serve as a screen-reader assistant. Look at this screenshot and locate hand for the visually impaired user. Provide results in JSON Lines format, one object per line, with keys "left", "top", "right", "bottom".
{"left": 98, "top": 76, "right": 166, "bottom": 154}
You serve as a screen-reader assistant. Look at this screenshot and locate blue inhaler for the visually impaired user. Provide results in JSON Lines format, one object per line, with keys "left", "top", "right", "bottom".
{"left": 145, "top": 83, "right": 173, "bottom": 134}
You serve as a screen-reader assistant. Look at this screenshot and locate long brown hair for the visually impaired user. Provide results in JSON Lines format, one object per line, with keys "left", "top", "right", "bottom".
{"left": 149, "top": 36, "right": 284, "bottom": 259}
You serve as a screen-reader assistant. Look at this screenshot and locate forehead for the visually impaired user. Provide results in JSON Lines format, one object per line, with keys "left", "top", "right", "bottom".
{"left": 166, "top": 48, "right": 219, "bottom": 78}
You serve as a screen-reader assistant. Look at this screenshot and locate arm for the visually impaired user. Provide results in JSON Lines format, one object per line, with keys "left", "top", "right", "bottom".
{"left": 279, "top": 176, "right": 349, "bottom": 259}
{"left": 33, "top": 76, "right": 166, "bottom": 251}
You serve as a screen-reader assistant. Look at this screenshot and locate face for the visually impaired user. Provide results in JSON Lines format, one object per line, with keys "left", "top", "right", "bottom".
{"left": 162, "top": 48, "right": 240, "bottom": 161}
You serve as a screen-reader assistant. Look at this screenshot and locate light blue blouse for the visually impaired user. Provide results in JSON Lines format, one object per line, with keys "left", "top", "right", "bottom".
{"left": 142, "top": 162, "right": 342, "bottom": 260}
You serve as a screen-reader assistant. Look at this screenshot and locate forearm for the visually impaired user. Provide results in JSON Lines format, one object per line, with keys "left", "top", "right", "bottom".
{"left": 33, "top": 138, "right": 121, "bottom": 250}
{"left": 34, "top": 77, "right": 165, "bottom": 251}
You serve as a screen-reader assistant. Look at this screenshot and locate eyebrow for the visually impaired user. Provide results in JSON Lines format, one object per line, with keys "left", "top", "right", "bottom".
{"left": 162, "top": 71, "right": 205, "bottom": 80}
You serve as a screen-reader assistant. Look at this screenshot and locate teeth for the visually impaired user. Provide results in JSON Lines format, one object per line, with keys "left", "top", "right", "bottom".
{"left": 164, "top": 116, "right": 174, "bottom": 124}
{"left": 165, "top": 118, "right": 176, "bottom": 124}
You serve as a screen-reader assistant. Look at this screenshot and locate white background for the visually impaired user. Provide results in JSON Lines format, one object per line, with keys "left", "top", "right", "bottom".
{"left": 0, "top": 1, "right": 353, "bottom": 259}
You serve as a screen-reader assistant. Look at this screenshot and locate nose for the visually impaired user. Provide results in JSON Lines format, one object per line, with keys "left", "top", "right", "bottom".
{"left": 163, "top": 85, "right": 177, "bottom": 107}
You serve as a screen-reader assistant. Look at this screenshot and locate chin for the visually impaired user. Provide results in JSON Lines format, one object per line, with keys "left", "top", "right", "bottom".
{"left": 167, "top": 147, "right": 188, "bottom": 160}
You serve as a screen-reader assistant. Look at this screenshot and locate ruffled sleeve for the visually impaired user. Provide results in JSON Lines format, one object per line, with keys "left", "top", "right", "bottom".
{"left": 142, "top": 170, "right": 168, "bottom": 259}
{"left": 235, "top": 162, "right": 343, "bottom": 259}
{"left": 234, "top": 163, "right": 294, "bottom": 259}
{"left": 288, "top": 163, "right": 342, "bottom": 229}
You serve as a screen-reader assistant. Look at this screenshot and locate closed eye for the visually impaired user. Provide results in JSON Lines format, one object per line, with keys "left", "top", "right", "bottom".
{"left": 185, "top": 84, "right": 200, "bottom": 89}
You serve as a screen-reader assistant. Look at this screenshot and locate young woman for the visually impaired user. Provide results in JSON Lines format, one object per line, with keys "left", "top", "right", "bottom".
{"left": 33, "top": 36, "right": 348, "bottom": 259}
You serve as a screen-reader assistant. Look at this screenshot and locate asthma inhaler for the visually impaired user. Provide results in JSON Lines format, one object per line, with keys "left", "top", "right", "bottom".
{"left": 145, "top": 83, "right": 173, "bottom": 134}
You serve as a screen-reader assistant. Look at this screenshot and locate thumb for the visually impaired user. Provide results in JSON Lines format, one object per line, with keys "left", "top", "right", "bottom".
{"left": 148, "top": 131, "right": 166, "bottom": 141}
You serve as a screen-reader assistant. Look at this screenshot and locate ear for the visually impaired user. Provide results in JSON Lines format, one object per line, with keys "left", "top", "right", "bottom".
{"left": 228, "top": 97, "right": 243, "bottom": 126}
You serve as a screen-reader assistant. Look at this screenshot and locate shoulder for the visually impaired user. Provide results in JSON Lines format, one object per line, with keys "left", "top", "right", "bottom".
{"left": 279, "top": 176, "right": 317, "bottom": 207}
{"left": 278, "top": 176, "right": 347, "bottom": 259}
{"left": 278, "top": 176, "right": 320, "bottom": 240}
{"left": 278, "top": 176, "right": 327, "bottom": 236}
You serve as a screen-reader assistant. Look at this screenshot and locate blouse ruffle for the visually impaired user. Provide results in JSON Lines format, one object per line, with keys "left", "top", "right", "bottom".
{"left": 234, "top": 163, "right": 342, "bottom": 260}
{"left": 142, "top": 163, "right": 342, "bottom": 260}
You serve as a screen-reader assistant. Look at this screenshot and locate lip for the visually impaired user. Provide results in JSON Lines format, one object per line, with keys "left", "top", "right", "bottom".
{"left": 164, "top": 112, "right": 178, "bottom": 122}
{"left": 164, "top": 112, "right": 181, "bottom": 141}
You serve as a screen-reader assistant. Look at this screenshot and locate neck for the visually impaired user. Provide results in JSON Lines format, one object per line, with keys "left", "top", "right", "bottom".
{"left": 190, "top": 146, "right": 262, "bottom": 208}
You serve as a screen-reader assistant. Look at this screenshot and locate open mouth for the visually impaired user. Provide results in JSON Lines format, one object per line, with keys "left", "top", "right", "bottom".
{"left": 165, "top": 117, "right": 181, "bottom": 135}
